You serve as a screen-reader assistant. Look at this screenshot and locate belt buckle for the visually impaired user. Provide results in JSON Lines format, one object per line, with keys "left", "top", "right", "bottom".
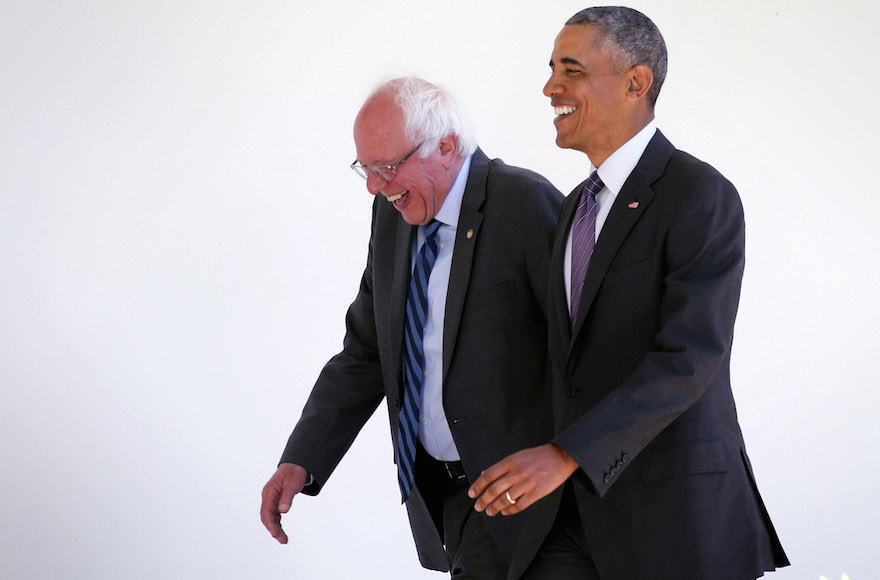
{"left": 445, "top": 461, "right": 465, "bottom": 481}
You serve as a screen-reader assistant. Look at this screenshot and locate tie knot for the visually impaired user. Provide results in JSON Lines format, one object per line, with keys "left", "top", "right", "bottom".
{"left": 584, "top": 171, "right": 604, "bottom": 199}
{"left": 425, "top": 219, "right": 442, "bottom": 241}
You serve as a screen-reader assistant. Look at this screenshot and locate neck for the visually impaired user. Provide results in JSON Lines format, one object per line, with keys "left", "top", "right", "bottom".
{"left": 588, "top": 111, "right": 654, "bottom": 168}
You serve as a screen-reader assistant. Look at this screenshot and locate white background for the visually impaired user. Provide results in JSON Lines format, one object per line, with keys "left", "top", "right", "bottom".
{"left": 2, "top": 1, "right": 878, "bottom": 579}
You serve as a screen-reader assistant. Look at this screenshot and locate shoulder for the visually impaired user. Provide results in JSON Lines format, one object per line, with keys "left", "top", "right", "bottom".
{"left": 665, "top": 149, "right": 726, "bottom": 183}
{"left": 640, "top": 131, "right": 737, "bottom": 201}
{"left": 483, "top": 155, "right": 563, "bottom": 209}
{"left": 657, "top": 148, "right": 741, "bottom": 210}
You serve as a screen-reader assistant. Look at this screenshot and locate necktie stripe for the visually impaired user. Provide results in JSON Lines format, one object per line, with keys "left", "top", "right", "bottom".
{"left": 399, "top": 428, "right": 417, "bottom": 459}
{"left": 398, "top": 220, "right": 442, "bottom": 502}
{"left": 571, "top": 216, "right": 597, "bottom": 281}
{"left": 403, "top": 314, "right": 422, "bottom": 348}
{"left": 403, "top": 334, "right": 421, "bottom": 366}
{"left": 570, "top": 172, "right": 604, "bottom": 325}
{"left": 401, "top": 379, "right": 419, "bottom": 409}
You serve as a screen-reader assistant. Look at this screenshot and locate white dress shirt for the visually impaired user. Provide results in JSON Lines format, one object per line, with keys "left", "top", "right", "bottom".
{"left": 411, "top": 154, "right": 472, "bottom": 461}
{"left": 564, "top": 122, "right": 657, "bottom": 312}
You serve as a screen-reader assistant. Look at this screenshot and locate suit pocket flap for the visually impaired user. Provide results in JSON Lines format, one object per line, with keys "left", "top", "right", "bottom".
{"left": 641, "top": 437, "right": 728, "bottom": 482}
{"left": 463, "top": 279, "right": 517, "bottom": 313}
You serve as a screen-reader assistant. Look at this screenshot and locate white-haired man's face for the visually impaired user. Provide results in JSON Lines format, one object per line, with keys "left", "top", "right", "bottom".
{"left": 353, "top": 98, "right": 458, "bottom": 226}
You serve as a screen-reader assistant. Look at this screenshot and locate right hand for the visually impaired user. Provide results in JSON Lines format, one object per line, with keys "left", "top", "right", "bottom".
{"left": 260, "top": 463, "right": 309, "bottom": 544}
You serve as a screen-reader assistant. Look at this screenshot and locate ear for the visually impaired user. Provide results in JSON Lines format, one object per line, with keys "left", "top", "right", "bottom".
{"left": 626, "top": 64, "right": 654, "bottom": 102}
{"left": 437, "top": 134, "right": 460, "bottom": 169}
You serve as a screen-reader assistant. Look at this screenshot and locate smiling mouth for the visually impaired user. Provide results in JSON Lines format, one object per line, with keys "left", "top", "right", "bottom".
{"left": 387, "top": 191, "right": 408, "bottom": 205}
{"left": 554, "top": 105, "right": 577, "bottom": 117}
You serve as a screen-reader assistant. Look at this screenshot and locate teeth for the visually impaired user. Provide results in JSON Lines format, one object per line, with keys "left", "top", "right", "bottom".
{"left": 387, "top": 191, "right": 406, "bottom": 203}
{"left": 554, "top": 105, "right": 576, "bottom": 115}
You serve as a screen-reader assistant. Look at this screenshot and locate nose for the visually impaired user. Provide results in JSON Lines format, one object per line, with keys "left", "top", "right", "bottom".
{"left": 543, "top": 71, "right": 560, "bottom": 97}
{"left": 366, "top": 173, "right": 386, "bottom": 196}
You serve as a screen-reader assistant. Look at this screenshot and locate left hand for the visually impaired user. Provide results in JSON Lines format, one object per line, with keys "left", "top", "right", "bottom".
{"left": 468, "top": 444, "right": 579, "bottom": 516}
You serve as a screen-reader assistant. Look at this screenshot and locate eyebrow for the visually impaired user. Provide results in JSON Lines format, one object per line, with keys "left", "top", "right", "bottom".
{"left": 550, "top": 56, "right": 585, "bottom": 68}
{"left": 355, "top": 155, "right": 392, "bottom": 167}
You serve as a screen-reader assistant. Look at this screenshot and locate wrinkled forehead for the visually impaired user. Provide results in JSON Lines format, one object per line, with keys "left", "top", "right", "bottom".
{"left": 353, "top": 100, "right": 410, "bottom": 165}
{"left": 551, "top": 24, "right": 615, "bottom": 68}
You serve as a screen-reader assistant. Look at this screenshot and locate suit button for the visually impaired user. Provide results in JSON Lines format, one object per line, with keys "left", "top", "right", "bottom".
{"left": 604, "top": 474, "right": 612, "bottom": 484}
{"left": 621, "top": 453, "right": 628, "bottom": 463}
{"left": 610, "top": 466, "right": 618, "bottom": 476}
{"left": 565, "top": 384, "right": 578, "bottom": 397}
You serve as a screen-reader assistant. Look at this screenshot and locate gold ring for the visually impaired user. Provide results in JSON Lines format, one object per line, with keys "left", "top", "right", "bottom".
{"left": 505, "top": 491, "right": 516, "bottom": 505}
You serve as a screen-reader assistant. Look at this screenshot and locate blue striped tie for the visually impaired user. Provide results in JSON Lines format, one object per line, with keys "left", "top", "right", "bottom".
{"left": 398, "top": 220, "right": 442, "bottom": 503}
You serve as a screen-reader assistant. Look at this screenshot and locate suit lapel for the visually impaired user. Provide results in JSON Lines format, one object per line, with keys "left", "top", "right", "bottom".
{"left": 569, "top": 131, "right": 675, "bottom": 343}
{"left": 442, "top": 149, "right": 488, "bottom": 380}
{"left": 389, "top": 215, "right": 416, "bottom": 399}
{"left": 551, "top": 189, "right": 580, "bottom": 350}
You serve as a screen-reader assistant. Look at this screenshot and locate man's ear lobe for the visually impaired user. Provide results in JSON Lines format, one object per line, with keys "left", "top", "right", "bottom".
{"left": 438, "top": 134, "right": 460, "bottom": 167}
{"left": 627, "top": 64, "right": 654, "bottom": 100}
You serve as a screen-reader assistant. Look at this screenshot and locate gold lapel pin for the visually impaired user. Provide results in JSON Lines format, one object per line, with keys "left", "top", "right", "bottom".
{"left": 466, "top": 229, "right": 474, "bottom": 239}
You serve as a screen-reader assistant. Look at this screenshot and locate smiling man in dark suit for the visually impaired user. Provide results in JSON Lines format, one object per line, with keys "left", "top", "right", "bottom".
{"left": 469, "top": 7, "right": 790, "bottom": 579}
{"left": 260, "top": 77, "right": 563, "bottom": 577}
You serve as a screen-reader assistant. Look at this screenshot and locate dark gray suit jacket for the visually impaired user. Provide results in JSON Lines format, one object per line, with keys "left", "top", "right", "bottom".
{"left": 543, "top": 130, "right": 789, "bottom": 579}
{"left": 280, "top": 149, "right": 563, "bottom": 572}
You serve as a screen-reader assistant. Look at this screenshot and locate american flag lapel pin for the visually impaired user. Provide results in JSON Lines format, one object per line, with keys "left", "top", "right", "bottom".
{"left": 628, "top": 201, "right": 640, "bottom": 209}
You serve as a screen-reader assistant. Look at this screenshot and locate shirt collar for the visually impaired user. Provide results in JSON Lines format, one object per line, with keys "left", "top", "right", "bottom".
{"left": 432, "top": 154, "right": 472, "bottom": 229}
{"left": 594, "top": 121, "right": 657, "bottom": 199}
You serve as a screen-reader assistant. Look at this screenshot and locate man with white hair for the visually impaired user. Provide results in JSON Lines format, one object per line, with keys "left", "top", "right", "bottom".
{"left": 261, "top": 77, "right": 563, "bottom": 577}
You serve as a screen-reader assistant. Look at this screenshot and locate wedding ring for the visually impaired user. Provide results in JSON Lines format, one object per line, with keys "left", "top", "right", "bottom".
{"left": 505, "top": 491, "right": 516, "bottom": 505}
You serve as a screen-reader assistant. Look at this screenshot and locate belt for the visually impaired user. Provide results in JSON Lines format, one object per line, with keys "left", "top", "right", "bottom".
{"left": 438, "top": 458, "right": 467, "bottom": 482}
{"left": 416, "top": 443, "right": 468, "bottom": 483}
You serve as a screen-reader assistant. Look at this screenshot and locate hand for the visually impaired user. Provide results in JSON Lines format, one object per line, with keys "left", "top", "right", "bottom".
{"left": 260, "top": 463, "right": 309, "bottom": 544}
{"left": 468, "top": 444, "right": 578, "bottom": 516}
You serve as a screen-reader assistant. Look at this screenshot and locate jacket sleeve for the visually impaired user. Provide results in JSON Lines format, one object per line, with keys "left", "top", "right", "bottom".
{"left": 279, "top": 198, "right": 387, "bottom": 495}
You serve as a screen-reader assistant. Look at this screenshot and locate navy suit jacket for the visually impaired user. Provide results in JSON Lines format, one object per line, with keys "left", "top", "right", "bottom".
{"left": 280, "top": 149, "right": 563, "bottom": 572}
{"left": 541, "top": 131, "right": 789, "bottom": 579}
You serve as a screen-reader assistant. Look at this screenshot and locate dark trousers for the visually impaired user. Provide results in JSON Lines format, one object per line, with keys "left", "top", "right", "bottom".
{"left": 415, "top": 444, "right": 508, "bottom": 579}
{"left": 521, "top": 482, "right": 600, "bottom": 579}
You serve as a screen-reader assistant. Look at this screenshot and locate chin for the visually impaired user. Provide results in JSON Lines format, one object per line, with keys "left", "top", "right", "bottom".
{"left": 555, "top": 136, "right": 574, "bottom": 150}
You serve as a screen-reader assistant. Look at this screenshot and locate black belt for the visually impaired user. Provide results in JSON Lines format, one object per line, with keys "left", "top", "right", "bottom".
{"left": 438, "top": 458, "right": 467, "bottom": 482}
{"left": 416, "top": 442, "right": 468, "bottom": 483}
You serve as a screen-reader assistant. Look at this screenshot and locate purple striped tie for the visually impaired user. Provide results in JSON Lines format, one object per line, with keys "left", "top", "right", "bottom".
{"left": 570, "top": 171, "right": 604, "bottom": 325}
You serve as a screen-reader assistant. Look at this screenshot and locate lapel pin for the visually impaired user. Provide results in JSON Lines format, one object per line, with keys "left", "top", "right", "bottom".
{"left": 628, "top": 201, "right": 640, "bottom": 209}
{"left": 466, "top": 229, "right": 474, "bottom": 239}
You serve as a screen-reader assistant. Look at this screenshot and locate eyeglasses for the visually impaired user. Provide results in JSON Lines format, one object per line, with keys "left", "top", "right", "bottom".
{"left": 350, "top": 140, "right": 425, "bottom": 182}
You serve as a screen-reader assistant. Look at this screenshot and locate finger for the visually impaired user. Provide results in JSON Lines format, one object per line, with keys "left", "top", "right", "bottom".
{"left": 272, "top": 514, "right": 290, "bottom": 544}
{"left": 275, "top": 521, "right": 289, "bottom": 544}
{"left": 260, "top": 507, "right": 289, "bottom": 544}
{"left": 276, "top": 464, "right": 307, "bottom": 513}
{"left": 469, "top": 457, "right": 517, "bottom": 502}
{"left": 278, "top": 478, "right": 298, "bottom": 514}
{"left": 498, "top": 474, "right": 559, "bottom": 516}
{"left": 260, "top": 488, "right": 288, "bottom": 542}
{"left": 260, "top": 482, "right": 279, "bottom": 523}
{"left": 498, "top": 491, "right": 536, "bottom": 516}
{"left": 474, "top": 474, "right": 518, "bottom": 513}
{"left": 261, "top": 476, "right": 294, "bottom": 544}
{"left": 484, "top": 485, "right": 522, "bottom": 517}
{"left": 468, "top": 465, "right": 501, "bottom": 499}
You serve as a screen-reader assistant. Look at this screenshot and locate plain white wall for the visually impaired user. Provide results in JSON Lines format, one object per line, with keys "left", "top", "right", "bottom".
{"left": 2, "top": 1, "right": 878, "bottom": 578}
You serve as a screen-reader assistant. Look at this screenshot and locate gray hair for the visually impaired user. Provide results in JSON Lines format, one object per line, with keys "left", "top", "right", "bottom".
{"left": 374, "top": 77, "right": 478, "bottom": 158}
{"left": 566, "top": 6, "right": 667, "bottom": 108}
